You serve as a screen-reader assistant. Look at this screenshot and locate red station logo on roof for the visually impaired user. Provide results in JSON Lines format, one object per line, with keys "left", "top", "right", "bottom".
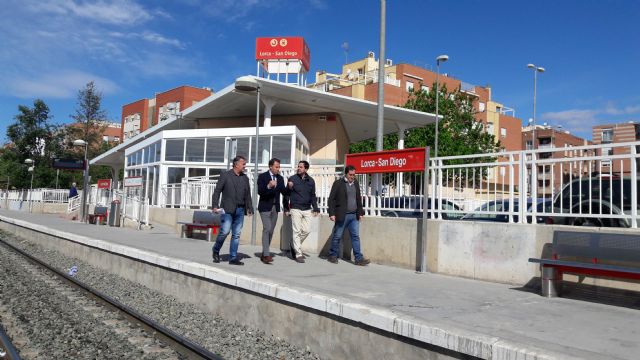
{"left": 256, "top": 37, "right": 310, "bottom": 72}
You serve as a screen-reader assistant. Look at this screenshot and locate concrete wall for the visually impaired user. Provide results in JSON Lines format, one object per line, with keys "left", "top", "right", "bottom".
{"left": 150, "top": 207, "right": 640, "bottom": 291}
{"left": 0, "top": 201, "right": 68, "bottom": 215}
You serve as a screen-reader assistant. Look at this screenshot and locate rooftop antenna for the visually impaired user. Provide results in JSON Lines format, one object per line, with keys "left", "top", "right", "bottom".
{"left": 341, "top": 41, "right": 349, "bottom": 64}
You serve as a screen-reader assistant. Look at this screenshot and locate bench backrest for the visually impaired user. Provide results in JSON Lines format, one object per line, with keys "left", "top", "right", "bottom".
{"left": 553, "top": 230, "right": 640, "bottom": 264}
{"left": 94, "top": 206, "right": 108, "bottom": 216}
{"left": 192, "top": 210, "right": 221, "bottom": 225}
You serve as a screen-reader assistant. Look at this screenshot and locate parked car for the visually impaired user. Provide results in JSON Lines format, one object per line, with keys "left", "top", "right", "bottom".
{"left": 544, "top": 177, "right": 640, "bottom": 227}
{"left": 379, "top": 196, "right": 464, "bottom": 220}
{"left": 461, "top": 198, "right": 551, "bottom": 223}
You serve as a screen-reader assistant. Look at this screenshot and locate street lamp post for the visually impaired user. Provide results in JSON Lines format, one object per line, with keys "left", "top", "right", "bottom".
{"left": 527, "top": 63, "right": 545, "bottom": 149}
{"left": 24, "top": 159, "right": 34, "bottom": 212}
{"left": 434, "top": 54, "right": 449, "bottom": 158}
{"left": 74, "top": 139, "right": 89, "bottom": 222}
{"left": 234, "top": 76, "right": 260, "bottom": 246}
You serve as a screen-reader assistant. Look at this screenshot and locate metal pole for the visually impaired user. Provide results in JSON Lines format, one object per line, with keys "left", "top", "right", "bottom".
{"left": 56, "top": 169, "right": 59, "bottom": 189}
{"left": 435, "top": 63, "right": 441, "bottom": 158}
{"left": 81, "top": 145, "right": 89, "bottom": 222}
{"left": 29, "top": 169, "right": 34, "bottom": 213}
{"left": 532, "top": 70, "right": 538, "bottom": 149}
{"left": 251, "top": 88, "right": 261, "bottom": 246}
{"left": 419, "top": 146, "right": 431, "bottom": 273}
{"left": 375, "top": 0, "right": 386, "bottom": 195}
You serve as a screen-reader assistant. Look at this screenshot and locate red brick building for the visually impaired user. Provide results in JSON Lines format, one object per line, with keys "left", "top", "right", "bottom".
{"left": 122, "top": 86, "right": 212, "bottom": 141}
{"left": 592, "top": 122, "right": 640, "bottom": 176}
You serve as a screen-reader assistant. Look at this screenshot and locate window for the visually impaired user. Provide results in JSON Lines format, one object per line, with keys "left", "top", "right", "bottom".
{"left": 500, "top": 127, "right": 507, "bottom": 138}
{"left": 405, "top": 81, "right": 414, "bottom": 92}
{"left": 103, "top": 135, "right": 109, "bottom": 142}
{"left": 185, "top": 138, "right": 205, "bottom": 162}
{"left": 234, "top": 138, "right": 250, "bottom": 160}
{"left": 526, "top": 140, "right": 533, "bottom": 150}
{"left": 188, "top": 167, "right": 206, "bottom": 178}
{"left": 601, "top": 129, "right": 613, "bottom": 143}
{"left": 272, "top": 136, "right": 292, "bottom": 164}
{"left": 165, "top": 139, "right": 185, "bottom": 161}
{"left": 479, "top": 102, "right": 486, "bottom": 112}
{"left": 421, "top": 85, "right": 429, "bottom": 93}
{"left": 167, "top": 167, "right": 185, "bottom": 184}
{"left": 486, "top": 122, "right": 494, "bottom": 134}
{"left": 114, "top": 136, "right": 120, "bottom": 142}
{"left": 251, "top": 136, "right": 271, "bottom": 165}
{"left": 205, "top": 138, "right": 225, "bottom": 163}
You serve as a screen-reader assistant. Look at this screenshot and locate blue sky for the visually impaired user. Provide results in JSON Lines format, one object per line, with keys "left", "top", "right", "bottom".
{"left": 1, "top": 0, "right": 638, "bottom": 141}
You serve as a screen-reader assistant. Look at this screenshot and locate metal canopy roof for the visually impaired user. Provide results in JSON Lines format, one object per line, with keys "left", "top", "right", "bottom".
{"left": 92, "top": 76, "right": 437, "bottom": 167}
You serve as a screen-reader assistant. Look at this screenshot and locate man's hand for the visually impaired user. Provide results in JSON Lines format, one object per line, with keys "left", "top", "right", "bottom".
{"left": 330, "top": 215, "right": 335, "bottom": 222}
{"left": 268, "top": 179, "right": 277, "bottom": 189}
{"left": 287, "top": 181, "right": 294, "bottom": 189}
{"left": 284, "top": 211, "right": 290, "bottom": 217}
{"left": 213, "top": 208, "right": 219, "bottom": 213}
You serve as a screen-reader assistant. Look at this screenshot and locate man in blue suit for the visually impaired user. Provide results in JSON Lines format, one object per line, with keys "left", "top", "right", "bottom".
{"left": 257, "top": 158, "right": 286, "bottom": 264}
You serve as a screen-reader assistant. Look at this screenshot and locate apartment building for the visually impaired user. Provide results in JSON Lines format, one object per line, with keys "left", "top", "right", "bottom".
{"left": 122, "top": 86, "right": 212, "bottom": 141}
{"left": 522, "top": 125, "right": 592, "bottom": 195}
{"left": 67, "top": 121, "right": 122, "bottom": 144}
{"left": 311, "top": 52, "right": 522, "bottom": 153}
{"left": 592, "top": 121, "right": 640, "bottom": 176}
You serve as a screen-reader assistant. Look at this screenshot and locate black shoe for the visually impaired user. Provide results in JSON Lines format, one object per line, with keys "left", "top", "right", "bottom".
{"left": 229, "top": 259, "right": 244, "bottom": 266}
{"left": 295, "top": 256, "right": 305, "bottom": 263}
{"left": 354, "top": 258, "right": 371, "bottom": 266}
{"left": 328, "top": 256, "right": 338, "bottom": 264}
{"left": 212, "top": 251, "right": 220, "bottom": 263}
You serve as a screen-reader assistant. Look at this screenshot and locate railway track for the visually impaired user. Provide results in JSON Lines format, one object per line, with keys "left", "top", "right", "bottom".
{"left": 0, "top": 238, "right": 222, "bottom": 360}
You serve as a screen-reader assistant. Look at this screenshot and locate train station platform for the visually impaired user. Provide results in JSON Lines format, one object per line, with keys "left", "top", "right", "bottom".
{"left": 1, "top": 209, "right": 638, "bottom": 360}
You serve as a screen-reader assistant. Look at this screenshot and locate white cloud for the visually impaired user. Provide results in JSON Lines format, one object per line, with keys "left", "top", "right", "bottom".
{"left": 541, "top": 102, "right": 640, "bottom": 136}
{"left": 6, "top": 70, "right": 119, "bottom": 99}
{"left": 27, "top": 0, "right": 152, "bottom": 25}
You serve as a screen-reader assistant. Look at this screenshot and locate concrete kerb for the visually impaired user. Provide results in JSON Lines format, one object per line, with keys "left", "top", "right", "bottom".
{"left": 0, "top": 214, "right": 566, "bottom": 360}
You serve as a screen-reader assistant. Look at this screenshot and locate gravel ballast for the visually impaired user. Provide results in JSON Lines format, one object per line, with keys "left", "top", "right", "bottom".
{"left": 0, "top": 230, "right": 322, "bottom": 360}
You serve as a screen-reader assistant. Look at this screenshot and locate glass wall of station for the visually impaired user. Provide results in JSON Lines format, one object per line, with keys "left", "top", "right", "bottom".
{"left": 124, "top": 127, "right": 309, "bottom": 206}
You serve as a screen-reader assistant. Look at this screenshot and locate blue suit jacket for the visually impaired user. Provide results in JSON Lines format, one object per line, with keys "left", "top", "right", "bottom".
{"left": 257, "top": 171, "right": 286, "bottom": 212}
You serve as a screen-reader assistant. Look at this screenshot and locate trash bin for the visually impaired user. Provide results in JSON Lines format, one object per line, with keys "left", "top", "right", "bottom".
{"left": 109, "top": 200, "right": 121, "bottom": 227}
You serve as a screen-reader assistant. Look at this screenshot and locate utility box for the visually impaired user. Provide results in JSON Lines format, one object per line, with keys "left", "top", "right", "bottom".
{"left": 109, "top": 200, "right": 121, "bottom": 227}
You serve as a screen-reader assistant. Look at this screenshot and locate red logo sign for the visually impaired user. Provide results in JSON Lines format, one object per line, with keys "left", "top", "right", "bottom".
{"left": 97, "top": 179, "right": 112, "bottom": 189}
{"left": 345, "top": 148, "right": 428, "bottom": 174}
{"left": 256, "top": 37, "right": 310, "bottom": 71}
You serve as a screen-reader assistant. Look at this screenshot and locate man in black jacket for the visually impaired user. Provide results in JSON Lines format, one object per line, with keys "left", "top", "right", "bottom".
{"left": 327, "top": 165, "right": 370, "bottom": 266}
{"left": 211, "top": 155, "right": 253, "bottom": 266}
{"left": 257, "top": 158, "right": 286, "bottom": 264}
{"left": 283, "top": 160, "right": 319, "bottom": 263}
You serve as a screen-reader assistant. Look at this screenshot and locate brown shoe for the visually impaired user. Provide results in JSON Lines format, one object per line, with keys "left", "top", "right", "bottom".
{"left": 260, "top": 255, "right": 273, "bottom": 264}
{"left": 354, "top": 258, "right": 370, "bottom": 266}
{"left": 328, "top": 256, "right": 338, "bottom": 264}
{"left": 295, "top": 256, "right": 305, "bottom": 263}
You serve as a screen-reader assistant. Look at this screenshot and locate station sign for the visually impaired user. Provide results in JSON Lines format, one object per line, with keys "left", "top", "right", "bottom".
{"left": 52, "top": 158, "right": 85, "bottom": 170}
{"left": 123, "top": 176, "right": 143, "bottom": 187}
{"left": 255, "top": 37, "right": 310, "bottom": 71}
{"left": 97, "top": 179, "right": 111, "bottom": 189}
{"left": 345, "top": 147, "right": 428, "bottom": 174}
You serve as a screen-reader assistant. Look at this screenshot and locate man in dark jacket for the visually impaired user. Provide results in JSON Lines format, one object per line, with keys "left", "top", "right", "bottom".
{"left": 283, "top": 160, "right": 319, "bottom": 263}
{"left": 327, "top": 165, "right": 370, "bottom": 266}
{"left": 211, "top": 155, "right": 253, "bottom": 266}
{"left": 257, "top": 158, "right": 286, "bottom": 264}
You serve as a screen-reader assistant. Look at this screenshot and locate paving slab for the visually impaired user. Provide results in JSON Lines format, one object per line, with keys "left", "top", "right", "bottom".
{"left": 1, "top": 209, "right": 639, "bottom": 359}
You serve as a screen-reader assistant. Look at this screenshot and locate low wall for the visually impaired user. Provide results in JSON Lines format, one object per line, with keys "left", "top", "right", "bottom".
{"left": 149, "top": 208, "right": 640, "bottom": 290}
{"left": 0, "top": 200, "right": 68, "bottom": 214}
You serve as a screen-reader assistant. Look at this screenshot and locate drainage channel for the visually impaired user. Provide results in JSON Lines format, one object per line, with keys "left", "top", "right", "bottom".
{"left": 0, "top": 238, "right": 222, "bottom": 360}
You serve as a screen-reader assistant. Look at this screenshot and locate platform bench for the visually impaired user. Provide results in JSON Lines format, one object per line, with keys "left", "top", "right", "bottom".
{"left": 529, "top": 230, "right": 640, "bottom": 297}
{"left": 88, "top": 206, "right": 108, "bottom": 225}
{"left": 178, "top": 210, "right": 221, "bottom": 242}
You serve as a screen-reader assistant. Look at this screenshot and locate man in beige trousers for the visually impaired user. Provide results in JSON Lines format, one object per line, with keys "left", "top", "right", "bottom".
{"left": 283, "top": 161, "right": 319, "bottom": 263}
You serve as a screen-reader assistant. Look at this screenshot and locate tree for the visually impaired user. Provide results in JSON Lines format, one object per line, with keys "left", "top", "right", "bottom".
{"left": 349, "top": 83, "right": 501, "bottom": 187}
{"left": 4, "top": 99, "right": 66, "bottom": 188}
{"left": 68, "top": 81, "right": 108, "bottom": 157}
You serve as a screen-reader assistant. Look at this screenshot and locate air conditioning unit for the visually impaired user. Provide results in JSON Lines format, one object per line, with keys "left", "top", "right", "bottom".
{"left": 385, "top": 59, "right": 393, "bottom": 66}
